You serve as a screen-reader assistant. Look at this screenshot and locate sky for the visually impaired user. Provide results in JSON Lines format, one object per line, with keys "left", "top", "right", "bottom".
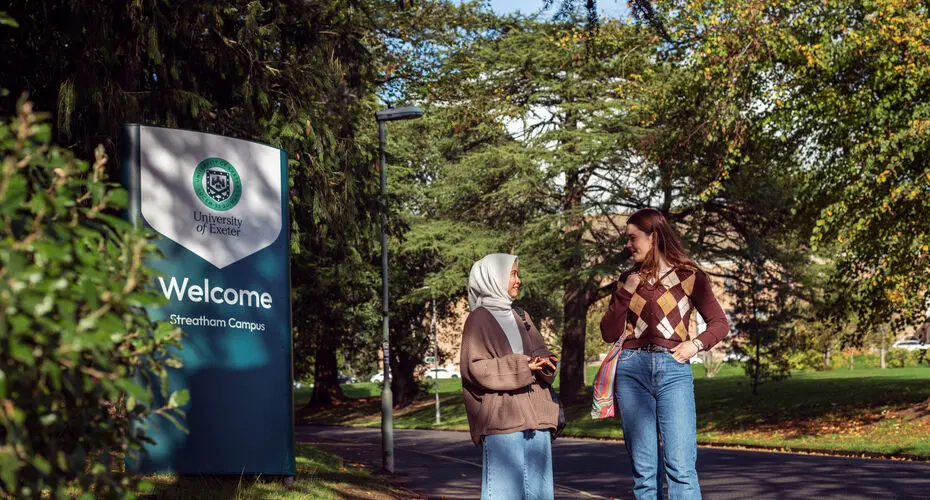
{"left": 486, "top": 0, "right": 629, "bottom": 19}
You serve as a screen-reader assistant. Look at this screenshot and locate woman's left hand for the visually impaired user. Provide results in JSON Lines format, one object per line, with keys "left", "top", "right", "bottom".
{"left": 529, "top": 356, "right": 557, "bottom": 374}
{"left": 670, "top": 341, "right": 699, "bottom": 364}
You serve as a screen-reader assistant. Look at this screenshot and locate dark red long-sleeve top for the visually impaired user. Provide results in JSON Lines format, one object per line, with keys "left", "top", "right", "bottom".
{"left": 600, "top": 268, "right": 730, "bottom": 350}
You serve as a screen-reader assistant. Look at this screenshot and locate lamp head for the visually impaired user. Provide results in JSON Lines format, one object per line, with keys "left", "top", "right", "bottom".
{"left": 375, "top": 106, "right": 424, "bottom": 122}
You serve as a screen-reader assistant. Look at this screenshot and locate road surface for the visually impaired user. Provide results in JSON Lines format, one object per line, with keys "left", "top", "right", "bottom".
{"left": 297, "top": 425, "right": 930, "bottom": 499}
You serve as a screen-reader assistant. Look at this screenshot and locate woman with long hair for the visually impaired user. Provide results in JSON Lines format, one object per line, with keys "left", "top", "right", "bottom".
{"left": 600, "top": 208, "right": 730, "bottom": 499}
{"left": 460, "top": 253, "right": 560, "bottom": 500}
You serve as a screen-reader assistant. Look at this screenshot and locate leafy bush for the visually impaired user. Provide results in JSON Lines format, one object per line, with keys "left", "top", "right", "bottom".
{"left": 787, "top": 348, "right": 826, "bottom": 371}
{"left": 849, "top": 352, "right": 881, "bottom": 369}
{"left": 830, "top": 348, "right": 862, "bottom": 370}
{"left": 885, "top": 348, "right": 927, "bottom": 369}
{"left": 784, "top": 346, "right": 930, "bottom": 371}
{"left": 0, "top": 101, "right": 186, "bottom": 498}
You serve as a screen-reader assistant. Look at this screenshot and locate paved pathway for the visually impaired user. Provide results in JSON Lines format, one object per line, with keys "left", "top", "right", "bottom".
{"left": 297, "top": 425, "right": 930, "bottom": 499}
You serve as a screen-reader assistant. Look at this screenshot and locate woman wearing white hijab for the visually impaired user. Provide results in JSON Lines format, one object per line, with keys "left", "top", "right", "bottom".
{"left": 460, "top": 253, "right": 560, "bottom": 500}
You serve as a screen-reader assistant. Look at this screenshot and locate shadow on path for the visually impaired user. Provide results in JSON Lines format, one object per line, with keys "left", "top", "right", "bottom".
{"left": 298, "top": 425, "right": 930, "bottom": 500}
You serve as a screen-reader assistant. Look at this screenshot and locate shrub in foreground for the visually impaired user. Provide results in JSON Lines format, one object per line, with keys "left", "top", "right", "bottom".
{"left": 0, "top": 101, "right": 186, "bottom": 498}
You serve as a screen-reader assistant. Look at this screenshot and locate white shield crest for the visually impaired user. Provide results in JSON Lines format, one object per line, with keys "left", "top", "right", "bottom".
{"left": 139, "top": 126, "right": 283, "bottom": 269}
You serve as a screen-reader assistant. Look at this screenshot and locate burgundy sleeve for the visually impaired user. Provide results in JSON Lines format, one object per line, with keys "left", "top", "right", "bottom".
{"left": 692, "top": 270, "right": 730, "bottom": 349}
{"left": 600, "top": 273, "right": 633, "bottom": 343}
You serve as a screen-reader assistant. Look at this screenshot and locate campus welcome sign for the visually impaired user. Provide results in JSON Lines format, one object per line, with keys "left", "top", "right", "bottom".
{"left": 121, "top": 125, "right": 295, "bottom": 476}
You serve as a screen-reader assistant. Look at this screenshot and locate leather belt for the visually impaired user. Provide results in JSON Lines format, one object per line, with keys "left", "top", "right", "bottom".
{"left": 628, "top": 344, "right": 672, "bottom": 353}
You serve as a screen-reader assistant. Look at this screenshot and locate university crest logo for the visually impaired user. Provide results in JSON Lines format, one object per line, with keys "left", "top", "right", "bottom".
{"left": 193, "top": 157, "right": 242, "bottom": 211}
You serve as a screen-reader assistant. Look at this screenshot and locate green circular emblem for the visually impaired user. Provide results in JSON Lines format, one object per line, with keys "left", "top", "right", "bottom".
{"left": 193, "top": 157, "right": 242, "bottom": 211}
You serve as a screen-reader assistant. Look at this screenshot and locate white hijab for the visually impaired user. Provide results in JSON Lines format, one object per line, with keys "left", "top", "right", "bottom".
{"left": 468, "top": 253, "right": 523, "bottom": 354}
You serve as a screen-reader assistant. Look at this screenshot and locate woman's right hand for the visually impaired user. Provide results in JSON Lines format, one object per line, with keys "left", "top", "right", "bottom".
{"left": 621, "top": 272, "right": 643, "bottom": 293}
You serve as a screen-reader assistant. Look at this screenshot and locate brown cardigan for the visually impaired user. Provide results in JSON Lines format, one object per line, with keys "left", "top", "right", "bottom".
{"left": 459, "top": 307, "right": 560, "bottom": 446}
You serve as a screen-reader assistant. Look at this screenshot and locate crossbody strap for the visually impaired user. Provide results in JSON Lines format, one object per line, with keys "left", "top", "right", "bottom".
{"left": 512, "top": 305, "right": 532, "bottom": 333}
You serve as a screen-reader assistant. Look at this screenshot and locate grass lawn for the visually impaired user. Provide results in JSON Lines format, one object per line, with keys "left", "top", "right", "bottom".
{"left": 299, "top": 364, "right": 930, "bottom": 460}
{"left": 137, "top": 444, "right": 410, "bottom": 499}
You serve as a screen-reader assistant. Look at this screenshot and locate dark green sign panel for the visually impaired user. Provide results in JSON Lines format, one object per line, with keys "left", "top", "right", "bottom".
{"left": 122, "top": 124, "right": 295, "bottom": 476}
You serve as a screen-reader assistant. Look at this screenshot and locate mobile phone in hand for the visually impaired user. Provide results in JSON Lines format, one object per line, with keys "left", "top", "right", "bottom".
{"left": 540, "top": 358, "right": 558, "bottom": 377}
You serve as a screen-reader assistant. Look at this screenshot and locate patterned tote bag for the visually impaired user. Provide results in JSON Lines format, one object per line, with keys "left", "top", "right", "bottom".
{"left": 591, "top": 330, "right": 630, "bottom": 419}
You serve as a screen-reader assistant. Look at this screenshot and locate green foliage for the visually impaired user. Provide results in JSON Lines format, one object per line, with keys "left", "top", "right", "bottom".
{"left": 0, "top": 0, "right": 393, "bottom": 405}
{"left": 653, "top": 0, "right": 930, "bottom": 342}
{"left": 786, "top": 348, "right": 927, "bottom": 371}
{"left": 390, "top": 14, "right": 677, "bottom": 398}
{"left": 740, "top": 337, "right": 792, "bottom": 392}
{"left": 779, "top": 0, "right": 930, "bottom": 327}
{"left": 0, "top": 102, "right": 186, "bottom": 498}
{"left": 380, "top": 0, "right": 927, "bottom": 398}
{"left": 0, "top": 11, "right": 16, "bottom": 27}
{"left": 386, "top": 7, "right": 812, "bottom": 397}
{"left": 884, "top": 349, "right": 928, "bottom": 369}
{"left": 726, "top": 260, "right": 795, "bottom": 393}
{"left": 787, "top": 348, "right": 830, "bottom": 372}
{"left": 827, "top": 350, "right": 872, "bottom": 370}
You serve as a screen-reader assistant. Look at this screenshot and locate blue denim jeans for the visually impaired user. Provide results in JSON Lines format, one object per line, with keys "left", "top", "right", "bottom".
{"left": 615, "top": 349, "right": 701, "bottom": 500}
{"left": 481, "top": 429, "right": 553, "bottom": 500}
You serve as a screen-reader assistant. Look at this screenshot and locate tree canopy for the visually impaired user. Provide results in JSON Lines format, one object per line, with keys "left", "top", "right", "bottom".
{"left": 2, "top": 1, "right": 928, "bottom": 453}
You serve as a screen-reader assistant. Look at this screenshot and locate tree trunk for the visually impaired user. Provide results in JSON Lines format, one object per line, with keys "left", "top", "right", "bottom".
{"left": 557, "top": 161, "right": 592, "bottom": 402}
{"left": 560, "top": 277, "right": 591, "bottom": 401}
{"left": 308, "top": 344, "right": 344, "bottom": 406}
{"left": 752, "top": 335, "right": 760, "bottom": 396}
{"left": 108, "top": 2, "right": 145, "bottom": 163}
{"left": 390, "top": 340, "right": 420, "bottom": 408}
{"left": 880, "top": 347, "right": 887, "bottom": 369}
{"left": 823, "top": 347, "right": 830, "bottom": 370}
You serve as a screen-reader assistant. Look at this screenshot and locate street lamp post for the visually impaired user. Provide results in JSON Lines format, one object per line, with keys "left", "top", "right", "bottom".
{"left": 430, "top": 289, "right": 440, "bottom": 424}
{"left": 375, "top": 106, "right": 423, "bottom": 474}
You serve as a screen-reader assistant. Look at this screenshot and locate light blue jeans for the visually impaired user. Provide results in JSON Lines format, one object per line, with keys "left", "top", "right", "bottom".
{"left": 615, "top": 349, "right": 701, "bottom": 500}
{"left": 481, "top": 429, "right": 553, "bottom": 500}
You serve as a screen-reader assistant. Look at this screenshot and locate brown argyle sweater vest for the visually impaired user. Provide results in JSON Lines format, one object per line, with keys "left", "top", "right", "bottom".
{"left": 599, "top": 267, "right": 730, "bottom": 350}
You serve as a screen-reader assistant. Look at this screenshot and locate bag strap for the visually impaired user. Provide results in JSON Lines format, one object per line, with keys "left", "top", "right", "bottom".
{"left": 514, "top": 306, "right": 549, "bottom": 367}
{"left": 512, "top": 305, "right": 532, "bottom": 333}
